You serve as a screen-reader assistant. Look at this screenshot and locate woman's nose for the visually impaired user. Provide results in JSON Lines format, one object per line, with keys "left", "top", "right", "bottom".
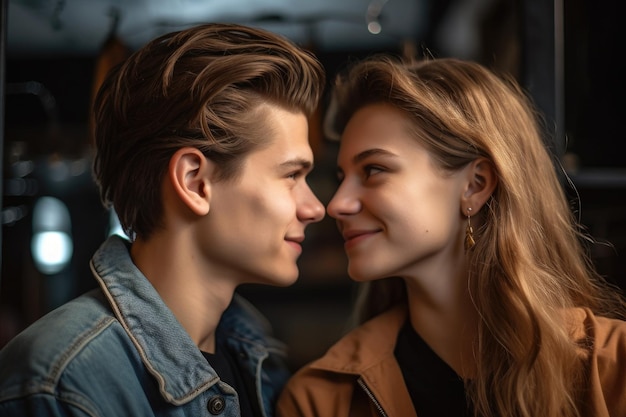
{"left": 326, "top": 184, "right": 361, "bottom": 219}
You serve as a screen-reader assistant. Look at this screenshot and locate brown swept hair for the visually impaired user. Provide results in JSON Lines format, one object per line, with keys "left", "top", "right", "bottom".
{"left": 92, "top": 23, "right": 325, "bottom": 240}
{"left": 328, "top": 55, "right": 626, "bottom": 417}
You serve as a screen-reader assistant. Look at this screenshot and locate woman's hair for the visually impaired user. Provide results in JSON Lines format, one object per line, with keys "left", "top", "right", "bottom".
{"left": 328, "top": 55, "right": 626, "bottom": 417}
{"left": 92, "top": 23, "right": 325, "bottom": 240}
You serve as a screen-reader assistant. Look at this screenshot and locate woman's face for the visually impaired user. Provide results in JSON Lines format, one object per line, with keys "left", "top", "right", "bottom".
{"left": 327, "top": 103, "right": 469, "bottom": 282}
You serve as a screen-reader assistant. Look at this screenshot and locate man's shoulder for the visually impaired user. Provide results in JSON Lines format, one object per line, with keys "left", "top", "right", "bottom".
{"left": 0, "top": 290, "right": 131, "bottom": 397}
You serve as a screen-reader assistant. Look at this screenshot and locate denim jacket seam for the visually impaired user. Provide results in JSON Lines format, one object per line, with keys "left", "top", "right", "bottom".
{"left": 47, "top": 317, "right": 116, "bottom": 386}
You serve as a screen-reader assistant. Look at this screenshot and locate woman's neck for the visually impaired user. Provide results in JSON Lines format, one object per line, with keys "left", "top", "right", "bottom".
{"left": 404, "top": 270, "right": 479, "bottom": 378}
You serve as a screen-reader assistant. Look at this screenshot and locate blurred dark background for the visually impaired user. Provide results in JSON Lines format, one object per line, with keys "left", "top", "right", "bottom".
{"left": 1, "top": 0, "right": 624, "bottom": 371}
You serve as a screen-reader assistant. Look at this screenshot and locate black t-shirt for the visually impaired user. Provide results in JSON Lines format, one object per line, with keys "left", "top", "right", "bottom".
{"left": 202, "top": 339, "right": 261, "bottom": 417}
{"left": 394, "top": 320, "right": 472, "bottom": 417}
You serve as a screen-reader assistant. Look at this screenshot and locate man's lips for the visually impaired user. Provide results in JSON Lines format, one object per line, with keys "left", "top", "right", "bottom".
{"left": 285, "top": 236, "right": 304, "bottom": 253}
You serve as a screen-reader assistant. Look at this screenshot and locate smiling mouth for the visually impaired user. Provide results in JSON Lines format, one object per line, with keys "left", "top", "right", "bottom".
{"left": 285, "top": 237, "right": 304, "bottom": 253}
{"left": 342, "top": 230, "right": 380, "bottom": 249}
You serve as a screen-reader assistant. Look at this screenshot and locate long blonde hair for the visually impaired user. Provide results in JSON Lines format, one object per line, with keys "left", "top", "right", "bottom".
{"left": 328, "top": 56, "right": 626, "bottom": 417}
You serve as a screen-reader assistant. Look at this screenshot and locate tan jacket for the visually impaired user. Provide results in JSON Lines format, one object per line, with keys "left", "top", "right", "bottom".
{"left": 277, "top": 305, "right": 626, "bottom": 417}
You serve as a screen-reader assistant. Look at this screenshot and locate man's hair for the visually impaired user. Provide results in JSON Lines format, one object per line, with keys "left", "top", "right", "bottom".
{"left": 92, "top": 23, "right": 326, "bottom": 240}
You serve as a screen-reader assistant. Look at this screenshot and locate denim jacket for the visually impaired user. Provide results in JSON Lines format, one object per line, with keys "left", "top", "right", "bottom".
{"left": 0, "top": 235, "right": 290, "bottom": 417}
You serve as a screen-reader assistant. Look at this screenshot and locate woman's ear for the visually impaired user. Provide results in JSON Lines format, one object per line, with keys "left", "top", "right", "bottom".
{"left": 462, "top": 157, "right": 497, "bottom": 214}
{"left": 168, "top": 147, "right": 213, "bottom": 216}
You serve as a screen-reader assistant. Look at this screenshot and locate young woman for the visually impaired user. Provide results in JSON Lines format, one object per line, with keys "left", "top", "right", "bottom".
{"left": 277, "top": 56, "right": 626, "bottom": 417}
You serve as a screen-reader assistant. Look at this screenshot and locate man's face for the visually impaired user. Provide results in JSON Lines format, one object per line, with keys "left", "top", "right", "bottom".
{"left": 199, "top": 104, "right": 325, "bottom": 286}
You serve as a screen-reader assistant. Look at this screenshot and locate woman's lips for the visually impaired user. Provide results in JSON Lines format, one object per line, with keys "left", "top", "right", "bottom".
{"left": 342, "top": 229, "right": 379, "bottom": 250}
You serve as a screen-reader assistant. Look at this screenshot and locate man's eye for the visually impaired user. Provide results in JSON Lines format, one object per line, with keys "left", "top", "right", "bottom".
{"left": 288, "top": 171, "right": 302, "bottom": 180}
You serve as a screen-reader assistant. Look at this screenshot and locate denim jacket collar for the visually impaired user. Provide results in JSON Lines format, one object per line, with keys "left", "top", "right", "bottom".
{"left": 89, "top": 235, "right": 285, "bottom": 407}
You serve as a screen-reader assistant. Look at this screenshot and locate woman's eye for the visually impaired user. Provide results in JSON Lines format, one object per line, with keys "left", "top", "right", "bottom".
{"left": 364, "top": 165, "right": 384, "bottom": 178}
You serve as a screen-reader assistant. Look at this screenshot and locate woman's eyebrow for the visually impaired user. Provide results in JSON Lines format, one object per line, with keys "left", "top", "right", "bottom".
{"left": 352, "top": 148, "right": 397, "bottom": 164}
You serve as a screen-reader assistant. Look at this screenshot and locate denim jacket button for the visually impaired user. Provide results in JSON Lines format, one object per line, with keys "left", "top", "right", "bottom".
{"left": 207, "top": 395, "right": 226, "bottom": 415}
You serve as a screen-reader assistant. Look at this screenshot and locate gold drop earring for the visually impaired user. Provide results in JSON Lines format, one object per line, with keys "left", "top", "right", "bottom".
{"left": 465, "top": 207, "right": 475, "bottom": 251}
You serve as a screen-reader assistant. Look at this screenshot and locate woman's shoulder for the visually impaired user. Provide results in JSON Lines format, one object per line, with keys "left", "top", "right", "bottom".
{"left": 304, "top": 305, "right": 408, "bottom": 373}
{"left": 568, "top": 307, "right": 626, "bottom": 415}
{"left": 567, "top": 307, "right": 626, "bottom": 346}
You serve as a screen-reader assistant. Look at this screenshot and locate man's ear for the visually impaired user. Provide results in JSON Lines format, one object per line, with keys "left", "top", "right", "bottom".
{"left": 168, "top": 147, "right": 213, "bottom": 216}
{"left": 461, "top": 157, "right": 497, "bottom": 214}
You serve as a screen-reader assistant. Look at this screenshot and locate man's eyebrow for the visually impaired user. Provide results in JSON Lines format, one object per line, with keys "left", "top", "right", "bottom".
{"left": 353, "top": 148, "right": 397, "bottom": 164}
{"left": 280, "top": 158, "right": 313, "bottom": 170}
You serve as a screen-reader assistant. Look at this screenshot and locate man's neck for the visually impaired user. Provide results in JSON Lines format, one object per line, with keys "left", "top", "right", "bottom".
{"left": 130, "top": 233, "right": 236, "bottom": 353}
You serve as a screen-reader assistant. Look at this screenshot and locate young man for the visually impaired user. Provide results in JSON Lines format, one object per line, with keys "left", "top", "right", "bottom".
{"left": 0, "top": 23, "right": 326, "bottom": 417}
